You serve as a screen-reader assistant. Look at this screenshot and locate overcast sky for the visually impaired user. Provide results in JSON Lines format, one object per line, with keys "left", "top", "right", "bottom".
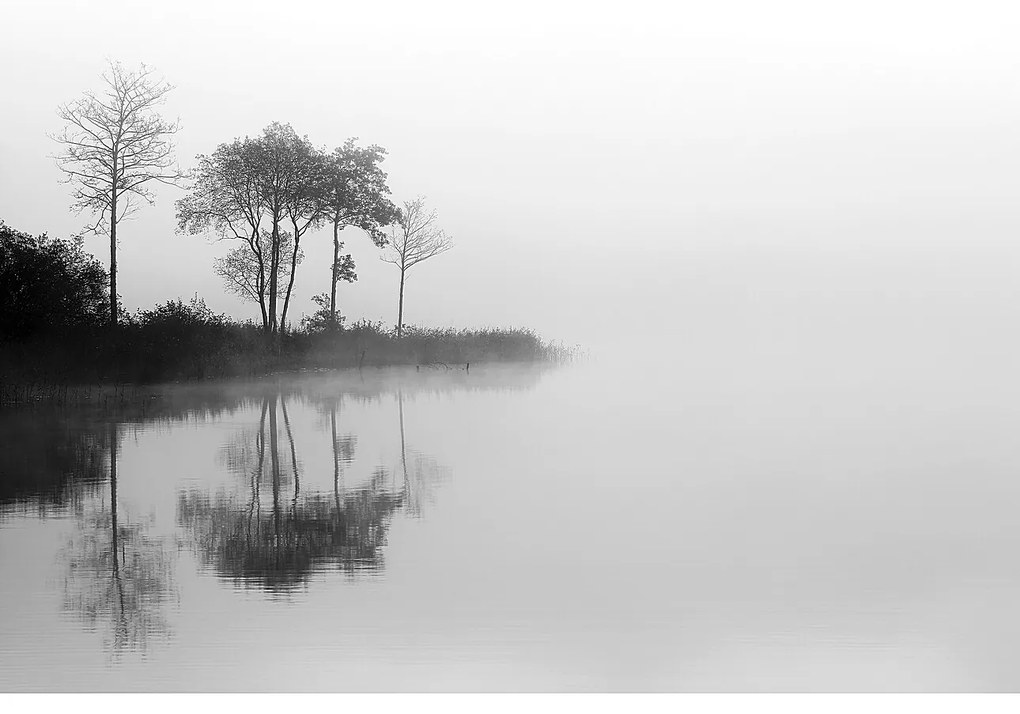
{"left": 3, "top": 1, "right": 1020, "bottom": 356}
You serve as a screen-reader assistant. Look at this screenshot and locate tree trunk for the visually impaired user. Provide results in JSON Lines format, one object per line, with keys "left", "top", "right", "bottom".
{"left": 280, "top": 218, "right": 302, "bottom": 334}
{"left": 268, "top": 218, "right": 280, "bottom": 334}
{"left": 109, "top": 193, "right": 118, "bottom": 327}
{"left": 397, "top": 268, "right": 406, "bottom": 337}
{"left": 330, "top": 220, "right": 342, "bottom": 325}
{"left": 253, "top": 232, "right": 269, "bottom": 332}
{"left": 258, "top": 286, "right": 269, "bottom": 332}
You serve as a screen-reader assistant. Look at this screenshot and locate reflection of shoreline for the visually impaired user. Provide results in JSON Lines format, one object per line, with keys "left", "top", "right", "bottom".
{"left": 3, "top": 366, "right": 473, "bottom": 656}
{"left": 0, "top": 366, "right": 506, "bottom": 670}
{"left": 0, "top": 415, "right": 108, "bottom": 515}
{"left": 0, "top": 362, "right": 553, "bottom": 422}
{"left": 0, "top": 364, "right": 534, "bottom": 516}
{"left": 176, "top": 390, "right": 445, "bottom": 592}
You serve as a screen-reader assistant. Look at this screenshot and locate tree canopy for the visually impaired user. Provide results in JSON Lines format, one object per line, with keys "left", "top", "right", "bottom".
{"left": 321, "top": 139, "right": 399, "bottom": 325}
{"left": 177, "top": 126, "right": 398, "bottom": 334}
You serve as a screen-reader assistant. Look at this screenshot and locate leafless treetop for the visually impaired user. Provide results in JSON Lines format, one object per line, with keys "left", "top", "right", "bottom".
{"left": 53, "top": 61, "right": 183, "bottom": 234}
{"left": 381, "top": 197, "right": 453, "bottom": 272}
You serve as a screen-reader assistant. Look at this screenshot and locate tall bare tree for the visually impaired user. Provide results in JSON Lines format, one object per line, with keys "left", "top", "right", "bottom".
{"left": 53, "top": 61, "right": 182, "bottom": 326}
{"left": 381, "top": 198, "right": 453, "bottom": 337}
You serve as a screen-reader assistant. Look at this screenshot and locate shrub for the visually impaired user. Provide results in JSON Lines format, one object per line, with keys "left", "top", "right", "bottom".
{"left": 0, "top": 220, "right": 109, "bottom": 341}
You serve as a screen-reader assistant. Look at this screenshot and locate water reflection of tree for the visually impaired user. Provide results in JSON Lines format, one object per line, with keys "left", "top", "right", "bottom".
{"left": 3, "top": 365, "right": 531, "bottom": 647}
{"left": 178, "top": 394, "right": 410, "bottom": 592}
{"left": 397, "top": 390, "right": 446, "bottom": 518}
{"left": 60, "top": 422, "right": 175, "bottom": 655}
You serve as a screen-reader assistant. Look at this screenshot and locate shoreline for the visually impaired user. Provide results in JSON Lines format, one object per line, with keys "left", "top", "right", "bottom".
{"left": 1, "top": 318, "right": 578, "bottom": 398}
{"left": 0, "top": 358, "right": 570, "bottom": 410}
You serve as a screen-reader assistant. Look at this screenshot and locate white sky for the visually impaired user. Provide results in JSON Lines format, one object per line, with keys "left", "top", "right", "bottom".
{"left": 3, "top": 1, "right": 1020, "bottom": 354}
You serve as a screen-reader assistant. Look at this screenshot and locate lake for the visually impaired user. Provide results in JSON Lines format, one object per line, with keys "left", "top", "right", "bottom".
{"left": 3, "top": 351, "right": 1020, "bottom": 691}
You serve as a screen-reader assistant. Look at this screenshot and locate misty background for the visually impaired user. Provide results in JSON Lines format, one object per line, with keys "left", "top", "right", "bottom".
{"left": 3, "top": 0, "right": 1020, "bottom": 360}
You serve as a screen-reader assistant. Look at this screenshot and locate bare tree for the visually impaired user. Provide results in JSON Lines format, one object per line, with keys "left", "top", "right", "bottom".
{"left": 53, "top": 61, "right": 182, "bottom": 326}
{"left": 381, "top": 198, "right": 453, "bottom": 337}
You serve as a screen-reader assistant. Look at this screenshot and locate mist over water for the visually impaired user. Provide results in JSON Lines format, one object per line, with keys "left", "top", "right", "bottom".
{"left": 1, "top": 355, "right": 1020, "bottom": 690}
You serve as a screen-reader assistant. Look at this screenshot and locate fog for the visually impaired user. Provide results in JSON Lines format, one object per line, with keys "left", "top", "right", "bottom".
{"left": 3, "top": 0, "right": 1020, "bottom": 358}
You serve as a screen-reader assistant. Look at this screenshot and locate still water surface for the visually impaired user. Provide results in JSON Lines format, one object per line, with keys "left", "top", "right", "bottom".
{"left": 3, "top": 354, "right": 1020, "bottom": 691}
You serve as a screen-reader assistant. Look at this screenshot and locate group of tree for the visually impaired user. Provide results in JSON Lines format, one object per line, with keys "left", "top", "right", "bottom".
{"left": 51, "top": 60, "right": 454, "bottom": 337}
{"left": 176, "top": 124, "right": 399, "bottom": 335}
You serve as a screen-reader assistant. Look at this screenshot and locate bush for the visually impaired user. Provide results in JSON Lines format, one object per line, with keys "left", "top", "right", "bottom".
{"left": 300, "top": 293, "right": 347, "bottom": 333}
{"left": 120, "top": 297, "right": 239, "bottom": 381}
{"left": 0, "top": 220, "right": 109, "bottom": 341}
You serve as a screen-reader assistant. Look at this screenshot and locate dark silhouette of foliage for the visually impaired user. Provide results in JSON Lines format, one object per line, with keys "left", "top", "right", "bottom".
{"left": 176, "top": 135, "right": 270, "bottom": 327}
{"left": 121, "top": 296, "right": 248, "bottom": 381}
{"left": 177, "top": 123, "right": 320, "bottom": 335}
{"left": 319, "top": 140, "right": 399, "bottom": 325}
{"left": 0, "top": 220, "right": 109, "bottom": 341}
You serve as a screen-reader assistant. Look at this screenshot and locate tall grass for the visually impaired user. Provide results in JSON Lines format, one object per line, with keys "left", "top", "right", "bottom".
{"left": 301, "top": 321, "right": 578, "bottom": 369}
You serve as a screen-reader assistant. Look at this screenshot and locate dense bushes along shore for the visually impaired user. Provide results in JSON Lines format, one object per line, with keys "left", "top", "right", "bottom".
{"left": 0, "top": 296, "right": 576, "bottom": 392}
{"left": 0, "top": 221, "right": 576, "bottom": 401}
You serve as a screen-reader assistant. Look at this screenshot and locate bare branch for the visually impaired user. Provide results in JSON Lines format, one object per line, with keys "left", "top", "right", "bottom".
{"left": 52, "top": 60, "right": 184, "bottom": 230}
{"left": 381, "top": 197, "right": 454, "bottom": 334}
{"left": 381, "top": 197, "right": 454, "bottom": 272}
